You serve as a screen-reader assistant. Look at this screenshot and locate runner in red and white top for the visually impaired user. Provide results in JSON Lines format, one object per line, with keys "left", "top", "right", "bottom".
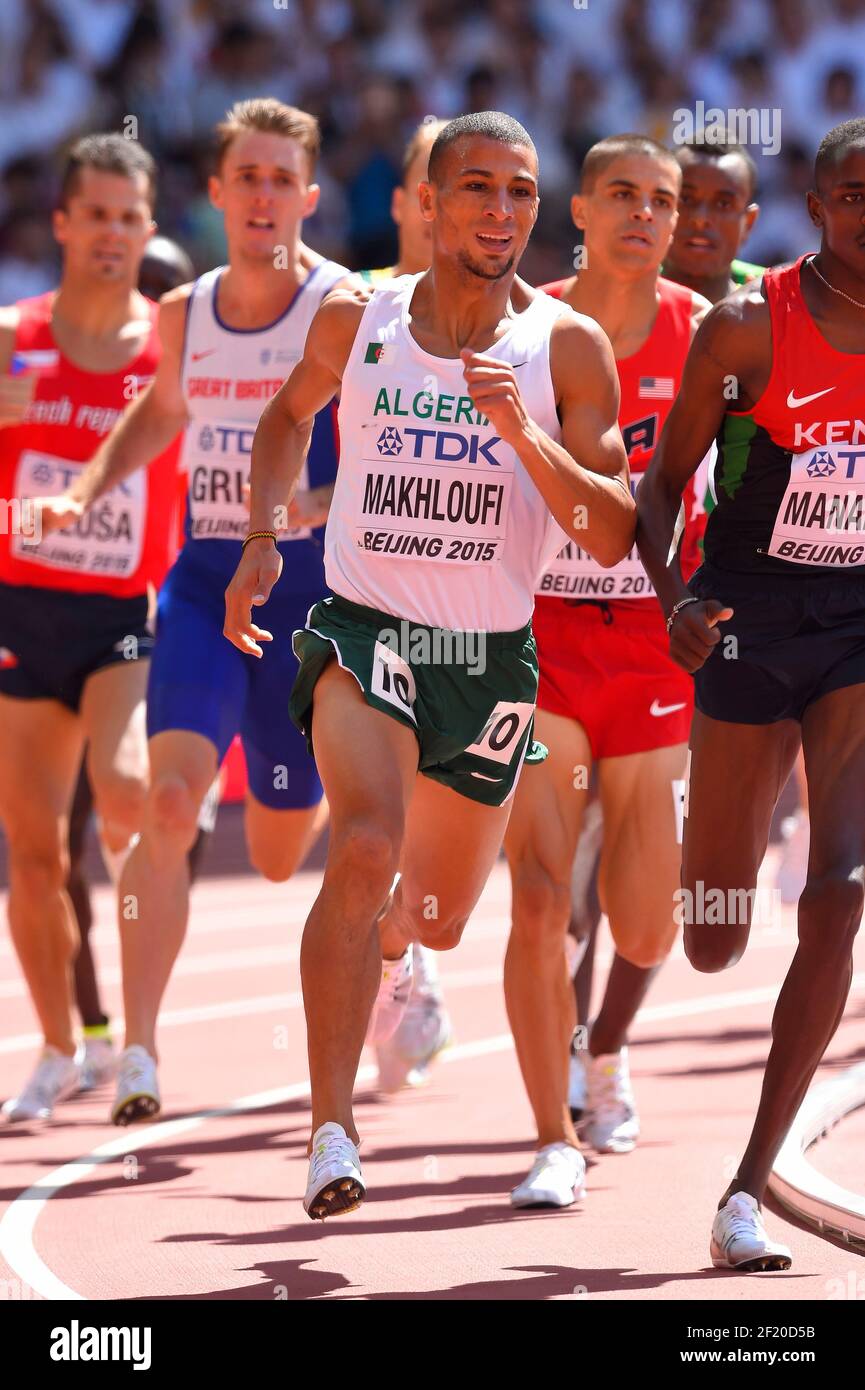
{"left": 0, "top": 133, "right": 180, "bottom": 1124}
{"left": 637, "top": 115, "right": 865, "bottom": 1271}
{"left": 504, "top": 135, "right": 711, "bottom": 1210}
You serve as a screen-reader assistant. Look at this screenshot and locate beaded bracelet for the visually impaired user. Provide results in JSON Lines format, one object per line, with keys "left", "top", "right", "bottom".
{"left": 241, "top": 530, "right": 277, "bottom": 551}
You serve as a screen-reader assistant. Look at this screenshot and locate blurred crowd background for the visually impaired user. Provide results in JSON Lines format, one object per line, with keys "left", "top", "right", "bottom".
{"left": 1, "top": 0, "right": 864, "bottom": 297}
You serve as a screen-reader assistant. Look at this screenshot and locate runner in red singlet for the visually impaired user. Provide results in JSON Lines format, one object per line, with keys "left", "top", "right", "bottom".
{"left": 0, "top": 134, "right": 180, "bottom": 1122}
{"left": 638, "top": 117, "right": 865, "bottom": 1270}
{"left": 505, "top": 135, "right": 710, "bottom": 1209}
{"left": 68, "top": 234, "right": 199, "bottom": 1095}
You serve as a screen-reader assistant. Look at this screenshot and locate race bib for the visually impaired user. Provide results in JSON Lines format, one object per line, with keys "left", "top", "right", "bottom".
{"left": 464, "top": 700, "right": 534, "bottom": 765}
{"left": 768, "top": 444, "right": 865, "bottom": 567}
{"left": 370, "top": 640, "right": 417, "bottom": 724}
{"left": 536, "top": 471, "right": 655, "bottom": 599}
{"left": 354, "top": 422, "right": 513, "bottom": 566}
{"left": 12, "top": 450, "right": 146, "bottom": 579}
{"left": 537, "top": 538, "right": 655, "bottom": 600}
{"left": 185, "top": 419, "right": 311, "bottom": 543}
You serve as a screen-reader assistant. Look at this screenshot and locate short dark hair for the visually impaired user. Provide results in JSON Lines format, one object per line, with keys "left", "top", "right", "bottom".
{"left": 579, "top": 134, "right": 680, "bottom": 194}
{"left": 60, "top": 133, "right": 157, "bottom": 210}
{"left": 815, "top": 117, "right": 865, "bottom": 193}
{"left": 427, "top": 111, "right": 536, "bottom": 186}
{"left": 675, "top": 132, "right": 759, "bottom": 200}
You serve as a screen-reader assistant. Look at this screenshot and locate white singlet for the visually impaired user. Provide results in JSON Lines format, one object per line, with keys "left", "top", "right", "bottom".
{"left": 327, "top": 273, "right": 569, "bottom": 630}
{"left": 180, "top": 259, "right": 348, "bottom": 543}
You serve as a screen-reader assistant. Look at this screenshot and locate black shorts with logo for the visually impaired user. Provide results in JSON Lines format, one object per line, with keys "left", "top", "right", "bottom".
{"left": 688, "top": 563, "right": 865, "bottom": 724}
{"left": 0, "top": 582, "right": 153, "bottom": 713}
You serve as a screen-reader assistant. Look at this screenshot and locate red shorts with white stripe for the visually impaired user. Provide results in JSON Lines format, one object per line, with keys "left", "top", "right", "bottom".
{"left": 534, "top": 595, "right": 694, "bottom": 759}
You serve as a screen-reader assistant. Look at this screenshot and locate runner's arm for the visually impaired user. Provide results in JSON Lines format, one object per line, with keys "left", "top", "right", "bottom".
{"left": 244, "top": 289, "right": 365, "bottom": 537}
{"left": 636, "top": 297, "right": 756, "bottom": 616}
{"left": 224, "top": 289, "right": 367, "bottom": 655}
{"left": 530, "top": 313, "right": 634, "bottom": 566}
{"left": 67, "top": 289, "right": 191, "bottom": 510}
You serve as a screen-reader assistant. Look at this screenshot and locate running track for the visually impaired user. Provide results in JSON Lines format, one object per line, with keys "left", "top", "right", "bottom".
{"left": 1, "top": 841, "right": 863, "bottom": 1301}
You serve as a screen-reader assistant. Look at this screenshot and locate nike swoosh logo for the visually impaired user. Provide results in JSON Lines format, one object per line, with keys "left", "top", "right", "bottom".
{"left": 786, "top": 387, "right": 835, "bottom": 408}
{"left": 191, "top": 349, "right": 217, "bottom": 362}
{"left": 650, "top": 699, "right": 687, "bottom": 717}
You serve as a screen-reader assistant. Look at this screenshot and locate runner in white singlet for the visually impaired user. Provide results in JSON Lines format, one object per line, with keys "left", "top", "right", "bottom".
{"left": 225, "top": 112, "right": 636, "bottom": 1221}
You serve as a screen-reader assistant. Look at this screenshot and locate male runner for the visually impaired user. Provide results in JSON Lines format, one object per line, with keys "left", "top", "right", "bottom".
{"left": 359, "top": 118, "right": 448, "bottom": 287}
{"left": 504, "top": 135, "right": 711, "bottom": 1207}
{"left": 567, "top": 134, "right": 769, "bottom": 1132}
{"left": 0, "top": 134, "right": 180, "bottom": 1121}
{"left": 359, "top": 117, "right": 454, "bottom": 1094}
{"left": 43, "top": 99, "right": 352, "bottom": 1124}
{"left": 566, "top": 135, "right": 767, "bottom": 1136}
{"left": 665, "top": 136, "right": 811, "bottom": 905}
{"left": 225, "top": 111, "right": 636, "bottom": 1219}
{"left": 637, "top": 117, "right": 865, "bottom": 1271}
{"left": 67, "top": 234, "right": 199, "bottom": 1095}
{"left": 664, "top": 135, "right": 762, "bottom": 303}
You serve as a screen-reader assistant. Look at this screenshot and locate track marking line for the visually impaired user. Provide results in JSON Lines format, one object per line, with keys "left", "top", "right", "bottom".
{"left": 6, "top": 977, "right": 863, "bottom": 1301}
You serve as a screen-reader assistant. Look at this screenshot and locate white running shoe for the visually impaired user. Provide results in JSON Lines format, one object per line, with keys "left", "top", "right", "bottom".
{"left": 584, "top": 1047, "right": 640, "bottom": 1154}
{"left": 775, "top": 812, "right": 809, "bottom": 905}
{"left": 568, "top": 1044, "right": 588, "bottom": 1125}
{"left": 511, "top": 1142, "right": 587, "bottom": 1209}
{"left": 2, "top": 1046, "right": 82, "bottom": 1122}
{"left": 710, "top": 1191, "right": 792, "bottom": 1271}
{"left": 111, "top": 1044, "right": 160, "bottom": 1126}
{"left": 366, "top": 946, "right": 413, "bottom": 1045}
{"left": 375, "top": 944, "right": 452, "bottom": 1092}
{"left": 78, "top": 1036, "right": 117, "bottom": 1093}
{"left": 304, "top": 1121, "right": 365, "bottom": 1220}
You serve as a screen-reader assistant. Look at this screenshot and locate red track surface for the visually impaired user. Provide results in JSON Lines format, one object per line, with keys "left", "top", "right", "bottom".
{"left": 1, "top": 849, "right": 863, "bottom": 1301}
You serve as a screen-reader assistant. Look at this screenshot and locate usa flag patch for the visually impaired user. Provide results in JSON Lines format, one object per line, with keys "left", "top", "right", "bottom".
{"left": 639, "top": 377, "right": 674, "bottom": 399}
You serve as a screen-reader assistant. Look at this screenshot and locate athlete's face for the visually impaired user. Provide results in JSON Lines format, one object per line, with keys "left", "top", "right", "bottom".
{"left": 53, "top": 169, "right": 155, "bottom": 286}
{"left": 572, "top": 154, "right": 680, "bottom": 277}
{"left": 807, "top": 144, "right": 865, "bottom": 281}
{"left": 210, "top": 131, "right": 319, "bottom": 263}
{"left": 667, "top": 154, "right": 758, "bottom": 280}
{"left": 419, "top": 137, "right": 539, "bottom": 282}
{"left": 392, "top": 143, "right": 437, "bottom": 274}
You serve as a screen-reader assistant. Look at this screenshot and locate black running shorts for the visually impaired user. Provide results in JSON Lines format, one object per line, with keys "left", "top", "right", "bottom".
{"left": 688, "top": 563, "right": 865, "bottom": 724}
{"left": 0, "top": 582, "right": 153, "bottom": 712}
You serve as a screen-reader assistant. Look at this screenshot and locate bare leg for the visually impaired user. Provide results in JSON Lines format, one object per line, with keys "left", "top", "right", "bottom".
{"left": 301, "top": 663, "right": 418, "bottom": 1143}
{"left": 0, "top": 694, "right": 83, "bottom": 1055}
{"left": 118, "top": 730, "right": 217, "bottom": 1057}
{"left": 504, "top": 709, "right": 591, "bottom": 1148}
{"left": 724, "top": 688, "right": 865, "bottom": 1202}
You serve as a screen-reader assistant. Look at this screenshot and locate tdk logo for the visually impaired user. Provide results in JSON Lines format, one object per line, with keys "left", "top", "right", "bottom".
{"left": 807, "top": 450, "right": 836, "bottom": 478}
{"left": 198, "top": 424, "right": 255, "bottom": 455}
{"left": 376, "top": 426, "right": 503, "bottom": 467}
{"left": 377, "top": 426, "right": 402, "bottom": 456}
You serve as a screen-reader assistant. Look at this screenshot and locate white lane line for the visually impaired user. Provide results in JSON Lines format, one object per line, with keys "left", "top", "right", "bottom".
{"left": 6, "top": 976, "right": 862, "bottom": 1302}
{"left": 770, "top": 1060, "right": 865, "bottom": 1245}
{"left": 0, "top": 967, "right": 505, "bottom": 1058}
